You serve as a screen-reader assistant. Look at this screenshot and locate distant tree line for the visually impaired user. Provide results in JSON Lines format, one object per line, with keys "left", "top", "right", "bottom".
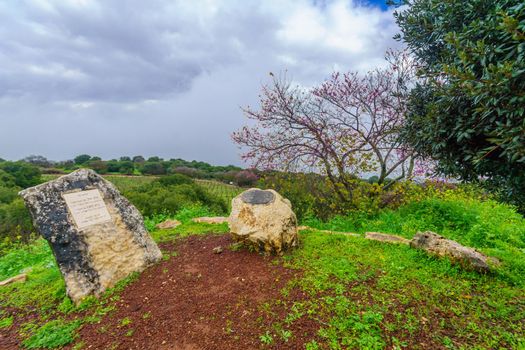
{"left": 0, "top": 155, "right": 259, "bottom": 245}
{"left": 0, "top": 155, "right": 259, "bottom": 187}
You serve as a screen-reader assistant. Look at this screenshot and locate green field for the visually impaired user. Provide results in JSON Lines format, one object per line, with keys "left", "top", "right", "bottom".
{"left": 42, "top": 175, "right": 241, "bottom": 203}
{"left": 195, "top": 179, "right": 243, "bottom": 206}
{"left": 42, "top": 174, "right": 157, "bottom": 192}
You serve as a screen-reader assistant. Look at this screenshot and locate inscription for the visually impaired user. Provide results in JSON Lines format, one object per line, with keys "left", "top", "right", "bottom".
{"left": 63, "top": 189, "right": 112, "bottom": 229}
{"left": 241, "top": 189, "right": 275, "bottom": 205}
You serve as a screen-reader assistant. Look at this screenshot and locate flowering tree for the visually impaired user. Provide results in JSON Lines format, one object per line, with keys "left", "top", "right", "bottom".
{"left": 232, "top": 50, "right": 420, "bottom": 200}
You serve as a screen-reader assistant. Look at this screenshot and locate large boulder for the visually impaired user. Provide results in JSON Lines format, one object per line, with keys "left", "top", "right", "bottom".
{"left": 19, "top": 169, "right": 162, "bottom": 303}
{"left": 410, "top": 231, "right": 499, "bottom": 273}
{"left": 228, "top": 189, "right": 298, "bottom": 254}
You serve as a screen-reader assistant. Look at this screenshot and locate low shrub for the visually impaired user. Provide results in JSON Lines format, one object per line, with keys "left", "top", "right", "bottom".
{"left": 0, "top": 185, "right": 18, "bottom": 204}
{"left": 0, "top": 199, "right": 34, "bottom": 249}
{"left": 0, "top": 161, "right": 41, "bottom": 188}
{"left": 141, "top": 162, "right": 167, "bottom": 175}
{"left": 0, "top": 162, "right": 40, "bottom": 245}
{"left": 260, "top": 172, "right": 429, "bottom": 221}
{"left": 124, "top": 175, "right": 227, "bottom": 217}
{"left": 0, "top": 169, "right": 16, "bottom": 187}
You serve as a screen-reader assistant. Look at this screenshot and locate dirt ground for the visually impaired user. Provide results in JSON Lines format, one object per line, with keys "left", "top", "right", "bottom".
{"left": 1, "top": 233, "right": 482, "bottom": 349}
{"left": 71, "top": 234, "right": 313, "bottom": 350}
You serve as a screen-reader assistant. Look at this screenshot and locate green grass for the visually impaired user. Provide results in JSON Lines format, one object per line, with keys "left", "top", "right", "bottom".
{"left": 0, "top": 315, "right": 13, "bottom": 328}
{"left": 303, "top": 190, "right": 525, "bottom": 287}
{"left": 22, "top": 319, "right": 81, "bottom": 349}
{"left": 268, "top": 231, "right": 525, "bottom": 349}
{"left": 0, "top": 238, "right": 54, "bottom": 281}
{"left": 143, "top": 204, "right": 229, "bottom": 242}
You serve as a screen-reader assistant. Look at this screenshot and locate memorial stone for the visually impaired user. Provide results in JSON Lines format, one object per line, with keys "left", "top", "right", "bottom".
{"left": 19, "top": 169, "right": 162, "bottom": 303}
{"left": 229, "top": 188, "right": 298, "bottom": 254}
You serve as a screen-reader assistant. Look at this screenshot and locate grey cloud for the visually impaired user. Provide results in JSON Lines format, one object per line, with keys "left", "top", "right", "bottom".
{"left": 0, "top": 0, "right": 401, "bottom": 165}
{"left": 0, "top": 0, "right": 274, "bottom": 102}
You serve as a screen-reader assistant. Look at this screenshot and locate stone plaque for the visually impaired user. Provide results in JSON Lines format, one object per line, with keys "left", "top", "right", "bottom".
{"left": 241, "top": 189, "right": 275, "bottom": 205}
{"left": 19, "top": 169, "right": 162, "bottom": 303}
{"left": 63, "top": 189, "right": 112, "bottom": 229}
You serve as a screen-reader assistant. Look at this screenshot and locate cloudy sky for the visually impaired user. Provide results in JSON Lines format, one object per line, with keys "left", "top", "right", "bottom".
{"left": 0, "top": 0, "right": 401, "bottom": 166}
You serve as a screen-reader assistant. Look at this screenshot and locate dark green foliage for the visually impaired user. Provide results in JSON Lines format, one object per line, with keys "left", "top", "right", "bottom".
{"left": 124, "top": 175, "right": 227, "bottom": 217}
{"left": 0, "top": 161, "right": 41, "bottom": 188}
{"left": 86, "top": 160, "right": 108, "bottom": 174}
{"left": 141, "top": 162, "right": 166, "bottom": 175}
{"left": 168, "top": 158, "right": 239, "bottom": 172}
{"left": 195, "top": 180, "right": 243, "bottom": 209}
{"left": 117, "top": 161, "right": 134, "bottom": 174}
{"left": 105, "top": 161, "right": 120, "bottom": 173}
{"left": 394, "top": 0, "right": 525, "bottom": 210}
{"left": 0, "top": 169, "right": 16, "bottom": 187}
{"left": 73, "top": 154, "right": 91, "bottom": 164}
{"left": 132, "top": 155, "right": 145, "bottom": 163}
{"left": 0, "top": 185, "right": 18, "bottom": 204}
{"left": 106, "top": 160, "right": 134, "bottom": 174}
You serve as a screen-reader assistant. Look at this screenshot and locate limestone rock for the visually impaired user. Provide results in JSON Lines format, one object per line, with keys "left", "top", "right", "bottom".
{"left": 319, "top": 230, "right": 359, "bottom": 237}
{"left": 228, "top": 188, "right": 298, "bottom": 254}
{"left": 192, "top": 216, "right": 228, "bottom": 224}
{"left": 19, "top": 169, "right": 162, "bottom": 303}
{"left": 365, "top": 232, "right": 410, "bottom": 245}
{"left": 0, "top": 273, "right": 27, "bottom": 287}
{"left": 156, "top": 219, "right": 181, "bottom": 230}
{"left": 410, "top": 231, "right": 499, "bottom": 273}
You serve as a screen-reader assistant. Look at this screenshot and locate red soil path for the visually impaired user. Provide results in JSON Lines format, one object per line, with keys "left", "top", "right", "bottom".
{"left": 72, "top": 234, "right": 312, "bottom": 350}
